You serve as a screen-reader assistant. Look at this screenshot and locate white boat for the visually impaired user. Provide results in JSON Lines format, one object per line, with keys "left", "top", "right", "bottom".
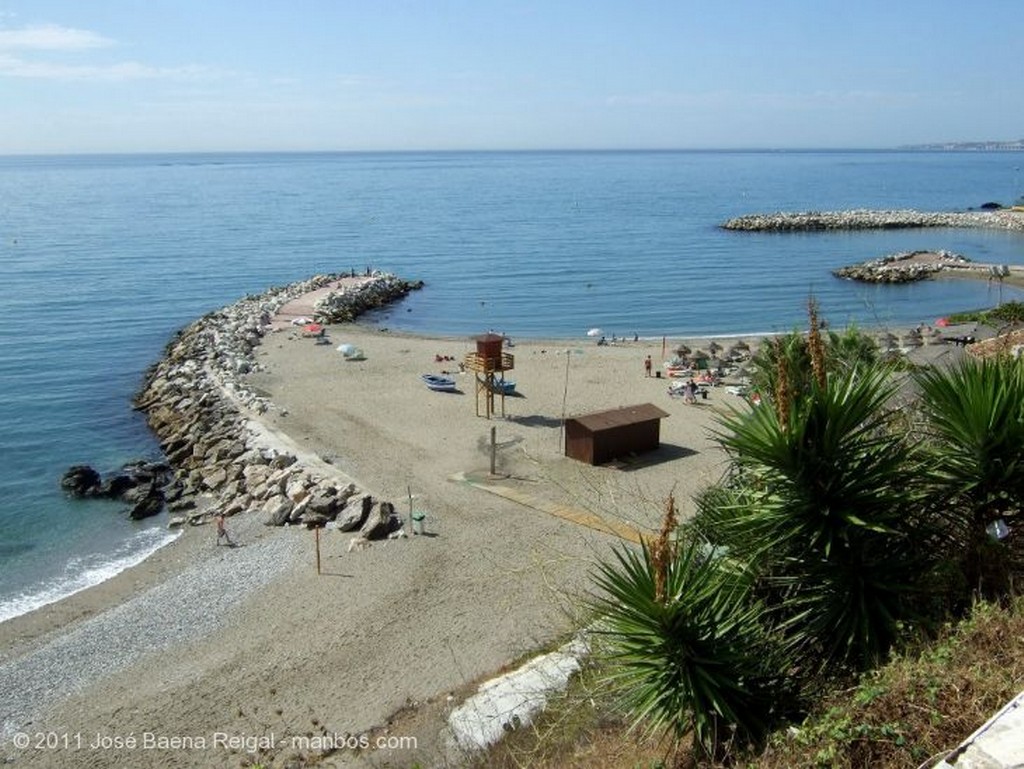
{"left": 421, "top": 374, "right": 457, "bottom": 392}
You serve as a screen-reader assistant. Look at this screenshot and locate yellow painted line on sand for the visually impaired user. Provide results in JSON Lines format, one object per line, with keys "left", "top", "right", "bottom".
{"left": 451, "top": 472, "right": 650, "bottom": 545}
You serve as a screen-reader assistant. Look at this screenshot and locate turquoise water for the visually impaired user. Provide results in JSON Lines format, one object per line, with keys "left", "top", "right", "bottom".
{"left": 1, "top": 150, "right": 1022, "bottom": 621}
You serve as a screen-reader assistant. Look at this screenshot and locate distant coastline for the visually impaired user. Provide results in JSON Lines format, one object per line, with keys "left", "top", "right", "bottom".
{"left": 898, "top": 139, "right": 1024, "bottom": 151}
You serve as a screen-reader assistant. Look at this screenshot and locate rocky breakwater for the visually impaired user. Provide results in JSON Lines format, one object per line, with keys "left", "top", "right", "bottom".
{"left": 721, "top": 208, "right": 1024, "bottom": 232}
{"left": 833, "top": 250, "right": 974, "bottom": 284}
{"left": 131, "top": 272, "right": 421, "bottom": 536}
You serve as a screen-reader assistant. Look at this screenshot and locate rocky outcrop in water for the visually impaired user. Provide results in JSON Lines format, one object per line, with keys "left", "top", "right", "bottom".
{"left": 314, "top": 277, "right": 423, "bottom": 323}
{"left": 128, "top": 272, "right": 418, "bottom": 533}
{"left": 833, "top": 250, "right": 973, "bottom": 284}
{"left": 60, "top": 461, "right": 176, "bottom": 519}
{"left": 721, "top": 209, "right": 1024, "bottom": 232}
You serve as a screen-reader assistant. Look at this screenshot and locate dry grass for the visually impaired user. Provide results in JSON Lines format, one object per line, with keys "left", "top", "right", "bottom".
{"left": 468, "top": 662, "right": 674, "bottom": 769}
{"left": 747, "top": 595, "right": 1024, "bottom": 769}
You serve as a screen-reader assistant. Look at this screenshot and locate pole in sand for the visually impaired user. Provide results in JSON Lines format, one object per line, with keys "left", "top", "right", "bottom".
{"left": 315, "top": 526, "right": 321, "bottom": 576}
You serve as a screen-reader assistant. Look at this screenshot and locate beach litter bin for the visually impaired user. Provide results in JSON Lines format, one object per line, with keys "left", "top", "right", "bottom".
{"left": 411, "top": 511, "right": 427, "bottom": 535}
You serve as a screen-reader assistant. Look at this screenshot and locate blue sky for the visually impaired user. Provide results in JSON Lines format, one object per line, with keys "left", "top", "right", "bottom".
{"left": 0, "top": 1, "right": 1020, "bottom": 154}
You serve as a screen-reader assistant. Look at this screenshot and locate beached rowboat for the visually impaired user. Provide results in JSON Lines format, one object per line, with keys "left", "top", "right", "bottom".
{"left": 489, "top": 379, "right": 516, "bottom": 395}
{"left": 421, "top": 374, "right": 457, "bottom": 392}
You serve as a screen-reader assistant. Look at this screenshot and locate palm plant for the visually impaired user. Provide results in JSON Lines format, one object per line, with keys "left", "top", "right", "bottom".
{"left": 711, "top": 365, "right": 932, "bottom": 670}
{"left": 914, "top": 355, "right": 1024, "bottom": 597}
{"left": 590, "top": 508, "right": 784, "bottom": 764}
{"left": 747, "top": 330, "right": 811, "bottom": 403}
{"left": 827, "top": 325, "right": 879, "bottom": 375}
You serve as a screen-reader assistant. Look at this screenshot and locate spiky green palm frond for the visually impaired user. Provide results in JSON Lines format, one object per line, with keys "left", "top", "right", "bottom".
{"left": 590, "top": 538, "right": 784, "bottom": 760}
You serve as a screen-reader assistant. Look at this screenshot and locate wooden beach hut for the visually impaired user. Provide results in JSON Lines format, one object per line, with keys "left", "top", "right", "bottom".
{"left": 564, "top": 403, "right": 670, "bottom": 466}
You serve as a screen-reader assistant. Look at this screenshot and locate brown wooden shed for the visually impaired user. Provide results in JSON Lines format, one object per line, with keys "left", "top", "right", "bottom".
{"left": 564, "top": 403, "right": 670, "bottom": 466}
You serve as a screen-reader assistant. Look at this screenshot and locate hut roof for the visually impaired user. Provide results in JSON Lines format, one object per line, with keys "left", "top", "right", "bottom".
{"left": 568, "top": 403, "right": 670, "bottom": 432}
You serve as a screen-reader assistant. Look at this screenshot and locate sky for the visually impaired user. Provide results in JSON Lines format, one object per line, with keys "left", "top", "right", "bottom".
{"left": 0, "top": 1, "right": 1021, "bottom": 154}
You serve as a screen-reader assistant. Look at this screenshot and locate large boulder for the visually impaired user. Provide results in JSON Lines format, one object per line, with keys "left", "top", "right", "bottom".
{"left": 263, "top": 497, "right": 294, "bottom": 526}
{"left": 102, "top": 473, "right": 143, "bottom": 499}
{"left": 360, "top": 500, "right": 400, "bottom": 540}
{"left": 60, "top": 465, "right": 102, "bottom": 497}
{"left": 128, "top": 488, "right": 165, "bottom": 520}
{"left": 337, "top": 495, "right": 373, "bottom": 532}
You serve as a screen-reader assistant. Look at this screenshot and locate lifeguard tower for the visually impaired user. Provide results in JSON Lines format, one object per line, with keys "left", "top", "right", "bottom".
{"left": 463, "top": 332, "right": 514, "bottom": 418}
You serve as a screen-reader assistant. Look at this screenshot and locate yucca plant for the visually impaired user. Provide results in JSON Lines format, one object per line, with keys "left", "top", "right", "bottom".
{"left": 748, "top": 330, "right": 811, "bottom": 404}
{"left": 712, "top": 364, "right": 932, "bottom": 670}
{"left": 590, "top": 518, "right": 784, "bottom": 764}
{"left": 914, "top": 355, "right": 1024, "bottom": 597}
{"left": 826, "top": 324, "right": 879, "bottom": 375}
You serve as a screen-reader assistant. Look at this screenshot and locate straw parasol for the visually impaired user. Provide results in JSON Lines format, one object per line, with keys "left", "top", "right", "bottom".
{"left": 675, "top": 344, "right": 692, "bottom": 357}
{"left": 707, "top": 340, "right": 723, "bottom": 355}
{"left": 900, "top": 332, "right": 923, "bottom": 348}
{"left": 876, "top": 331, "right": 898, "bottom": 350}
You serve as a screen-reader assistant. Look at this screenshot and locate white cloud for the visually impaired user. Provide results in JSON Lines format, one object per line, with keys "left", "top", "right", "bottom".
{"left": 0, "top": 23, "right": 113, "bottom": 51}
{"left": 0, "top": 53, "right": 221, "bottom": 82}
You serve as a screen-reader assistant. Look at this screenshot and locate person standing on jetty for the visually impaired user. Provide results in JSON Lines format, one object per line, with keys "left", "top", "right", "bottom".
{"left": 216, "top": 513, "right": 235, "bottom": 547}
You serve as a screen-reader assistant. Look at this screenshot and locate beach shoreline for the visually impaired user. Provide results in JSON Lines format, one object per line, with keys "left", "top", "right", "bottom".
{"left": 0, "top": 273, "right": 989, "bottom": 768}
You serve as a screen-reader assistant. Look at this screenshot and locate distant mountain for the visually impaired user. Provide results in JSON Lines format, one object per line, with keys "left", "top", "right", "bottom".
{"left": 900, "top": 139, "right": 1024, "bottom": 151}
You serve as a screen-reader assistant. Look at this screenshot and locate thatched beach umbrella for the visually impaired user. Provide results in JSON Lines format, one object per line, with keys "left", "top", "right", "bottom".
{"left": 675, "top": 344, "right": 692, "bottom": 357}
{"left": 900, "top": 333, "right": 923, "bottom": 348}
{"left": 733, "top": 339, "right": 750, "bottom": 351}
{"left": 691, "top": 348, "right": 709, "bottom": 366}
{"left": 707, "top": 340, "right": 723, "bottom": 355}
{"left": 877, "top": 331, "right": 898, "bottom": 350}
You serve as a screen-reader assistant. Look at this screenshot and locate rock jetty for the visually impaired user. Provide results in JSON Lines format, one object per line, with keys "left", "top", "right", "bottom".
{"left": 131, "top": 272, "right": 420, "bottom": 534}
{"left": 833, "top": 250, "right": 973, "bottom": 284}
{"left": 721, "top": 209, "right": 1024, "bottom": 232}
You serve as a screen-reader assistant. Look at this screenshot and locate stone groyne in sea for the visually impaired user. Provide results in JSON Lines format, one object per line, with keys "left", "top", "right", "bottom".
{"left": 832, "top": 250, "right": 974, "bottom": 284}
{"left": 132, "top": 272, "right": 420, "bottom": 533}
{"left": 721, "top": 208, "right": 1024, "bottom": 233}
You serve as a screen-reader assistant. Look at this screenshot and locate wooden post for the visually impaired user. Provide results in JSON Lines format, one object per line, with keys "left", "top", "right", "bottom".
{"left": 315, "top": 526, "right": 321, "bottom": 575}
{"left": 490, "top": 425, "right": 497, "bottom": 475}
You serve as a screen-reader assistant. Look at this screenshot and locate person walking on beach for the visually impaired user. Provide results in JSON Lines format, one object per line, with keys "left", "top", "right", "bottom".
{"left": 644, "top": 355, "right": 652, "bottom": 377}
{"left": 216, "top": 513, "right": 235, "bottom": 547}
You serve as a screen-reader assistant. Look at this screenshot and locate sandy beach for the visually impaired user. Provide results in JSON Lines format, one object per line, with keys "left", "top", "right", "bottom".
{"left": 0, "top": 285, "right": 983, "bottom": 768}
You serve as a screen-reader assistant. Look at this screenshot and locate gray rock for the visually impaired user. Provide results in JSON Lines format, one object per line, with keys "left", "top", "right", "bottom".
{"left": 360, "top": 500, "right": 399, "bottom": 540}
{"left": 337, "top": 495, "right": 373, "bottom": 531}
{"left": 263, "top": 497, "right": 294, "bottom": 526}
{"left": 60, "top": 465, "right": 102, "bottom": 497}
{"left": 128, "top": 489, "right": 164, "bottom": 520}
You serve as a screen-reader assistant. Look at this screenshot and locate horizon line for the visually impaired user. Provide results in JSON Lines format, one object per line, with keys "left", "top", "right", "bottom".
{"left": 3, "top": 145, "right": 1022, "bottom": 159}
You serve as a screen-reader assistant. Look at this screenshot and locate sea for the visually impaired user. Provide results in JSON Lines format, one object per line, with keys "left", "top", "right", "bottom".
{"left": 2, "top": 150, "right": 1023, "bottom": 623}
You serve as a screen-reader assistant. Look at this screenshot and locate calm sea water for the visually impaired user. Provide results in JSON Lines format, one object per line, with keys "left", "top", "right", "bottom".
{"left": 1, "top": 150, "right": 1022, "bottom": 622}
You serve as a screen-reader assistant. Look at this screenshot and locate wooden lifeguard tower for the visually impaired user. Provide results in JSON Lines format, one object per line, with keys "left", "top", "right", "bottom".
{"left": 463, "top": 332, "right": 514, "bottom": 418}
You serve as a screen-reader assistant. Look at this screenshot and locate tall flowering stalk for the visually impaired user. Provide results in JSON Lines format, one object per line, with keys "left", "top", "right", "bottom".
{"left": 773, "top": 338, "right": 791, "bottom": 429}
{"left": 807, "top": 297, "right": 828, "bottom": 391}
{"left": 651, "top": 494, "right": 678, "bottom": 603}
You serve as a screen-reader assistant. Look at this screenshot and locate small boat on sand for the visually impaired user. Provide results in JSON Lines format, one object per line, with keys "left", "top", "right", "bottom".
{"left": 421, "top": 374, "right": 457, "bottom": 392}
